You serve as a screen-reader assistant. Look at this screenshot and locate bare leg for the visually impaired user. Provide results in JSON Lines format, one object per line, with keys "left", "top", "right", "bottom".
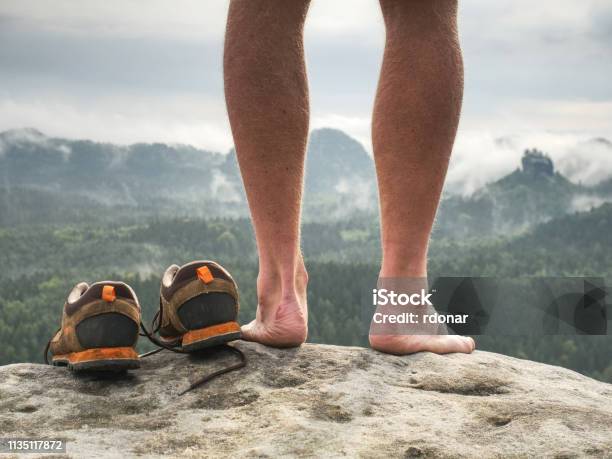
{"left": 369, "top": 0, "right": 475, "bottom": 354}
{"left": 224, "top": 0, "right": 310, "bottom": 347}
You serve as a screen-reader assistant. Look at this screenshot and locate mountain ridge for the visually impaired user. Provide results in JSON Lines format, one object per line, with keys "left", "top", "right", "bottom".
{"left": 1, "top": 128, "right": 612, "bottom": 233}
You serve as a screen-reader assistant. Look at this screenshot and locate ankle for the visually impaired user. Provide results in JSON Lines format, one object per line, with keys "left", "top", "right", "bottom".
{"left": 380, "top": 241, "right": 428, "bottom": 277}
{"left": 380, "top": 260, "right": 427, "bottom": 278}
{"left": 257, "top": 255, "right": 308, "bottom": 307}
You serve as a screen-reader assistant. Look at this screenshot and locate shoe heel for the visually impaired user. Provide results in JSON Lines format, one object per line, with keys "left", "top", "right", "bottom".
{"left": 54, "top": 347, "right": 140, "bottom": 372}
{"left": 181, "top": 321, "right": 241, "bottom": 352}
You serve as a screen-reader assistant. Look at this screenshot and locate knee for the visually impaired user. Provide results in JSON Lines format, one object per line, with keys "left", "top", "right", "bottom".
{"left": 379, "top": 0, "right": 458, "bottom": 36}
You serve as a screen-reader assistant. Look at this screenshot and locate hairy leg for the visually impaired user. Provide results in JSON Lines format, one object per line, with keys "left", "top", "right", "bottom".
{"left": 369, "top": 0, "right": 474, "bottom": 354}
{"left": 224, "top": 0, "right": 310, "bottom": 347}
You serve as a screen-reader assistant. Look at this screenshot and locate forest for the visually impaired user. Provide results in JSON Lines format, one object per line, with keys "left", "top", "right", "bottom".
{"left": 0, "top": 204, "right": 610, "bottom": 383}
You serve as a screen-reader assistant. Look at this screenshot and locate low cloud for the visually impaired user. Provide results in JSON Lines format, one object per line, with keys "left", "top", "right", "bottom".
{"left": 0, "top": 93, "right": 233, "bottom": 153}
{"left": 209, "top": 170, "right": 241, "bottom": 203}
{"left": 571, "top": 194, "right": 612, "bottom": 212}
{"left": 448, "top": 130, "right": 612, "bottom": 195}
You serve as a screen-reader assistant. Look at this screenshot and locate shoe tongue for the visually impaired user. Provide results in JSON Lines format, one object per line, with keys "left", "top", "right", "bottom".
{"left": 168, "top": 261, "right": 230, "bottom": 290}
{"left": 87, "top": 282, "right": 135, "bottom": 303}
{"left": 172, "top": 261, "right": 209, "bottom": 285}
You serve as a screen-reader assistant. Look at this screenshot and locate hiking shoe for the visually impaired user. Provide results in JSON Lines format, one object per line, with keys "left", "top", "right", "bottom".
{"left": 45, "top": 281, "right": 141, "bottom": 371}
{"left": 154, "top": 260, "right": 241, "bottom": 352}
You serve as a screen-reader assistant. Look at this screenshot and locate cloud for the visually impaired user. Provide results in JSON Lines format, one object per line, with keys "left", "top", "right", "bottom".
{"left": 460, "top": 98, "right": 612, "bottom": 137}
{"left": 209, "top": 170, "right": 241, "bottom": 203}
{"left": 571, "top": 194, "right": 612, "bottom": 212}
{"left": 306, "top": 0, "right": 383, "bottom": 44}
{"left": 0, "top": 93, "right": 233, "bottom": 152}
{"left": 460, "top": 0, "right": 611, "bottom": 47}
{"left": 0, "top": 0, "right": 228, "bottom": 40}
{"left": 510, "top": 99, "right": 612, "bottom": 133}
{"left": 447, "top": 129, "right": 612, "bottom": 195}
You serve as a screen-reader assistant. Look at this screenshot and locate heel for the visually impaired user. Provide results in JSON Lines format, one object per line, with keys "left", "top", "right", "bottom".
{"left": 53, "top": 347, "right": 140, "bottom": 372}
{"left": 181, "top": 321, "right": 241, "bottom": 352}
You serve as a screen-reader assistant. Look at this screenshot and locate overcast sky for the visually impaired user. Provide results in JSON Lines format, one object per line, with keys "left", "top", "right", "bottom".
{"left": 1, "top": 0, "right": 611, "bottom": 191}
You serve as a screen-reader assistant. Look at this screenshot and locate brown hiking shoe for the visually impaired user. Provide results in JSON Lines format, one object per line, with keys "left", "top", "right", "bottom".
{"left": 153, "top": 260, "right": 241, "bottom": 352}
{"left": 45, "top": 281, "right": 141, "bottom": 371}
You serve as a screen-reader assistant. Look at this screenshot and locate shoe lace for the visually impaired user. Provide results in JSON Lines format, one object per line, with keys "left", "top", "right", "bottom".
{"left": 138, "top": 298, "right": 247, "bottom": 395}
{"left": 43, "top": 328, "right": 60, "bottom": 365}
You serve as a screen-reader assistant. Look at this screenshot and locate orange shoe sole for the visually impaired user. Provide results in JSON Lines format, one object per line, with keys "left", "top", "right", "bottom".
{"left": 181, "top": 321, "right": 241, "bottom": 352}
{"left": 52, "top": 346, "right": 140, "bottom": 371}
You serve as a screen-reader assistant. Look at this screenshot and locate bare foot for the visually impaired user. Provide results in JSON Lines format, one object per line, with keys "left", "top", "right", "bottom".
{"left": 241, "top": 262, "right": 308, "bottom": 347}
{"left": 369, "top": 333, "right": 475, "bottom": 355}
{"left": 368, "top": 274, "right": 476, "bottom": 355}
{"left": 241, "top": 299, "right": 307, "bottom": 347}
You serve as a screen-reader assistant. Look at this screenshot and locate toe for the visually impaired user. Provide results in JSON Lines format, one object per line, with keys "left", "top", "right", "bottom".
{"left": 460, "top": 336, "right": 475, "bottom": 353}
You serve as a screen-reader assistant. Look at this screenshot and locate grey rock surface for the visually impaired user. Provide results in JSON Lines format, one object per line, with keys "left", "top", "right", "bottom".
{"left": 1, "top": 342, "right": 611, "bottom": 458}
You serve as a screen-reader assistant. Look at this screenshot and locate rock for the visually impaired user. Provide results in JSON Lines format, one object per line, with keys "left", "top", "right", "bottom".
{"left": 522, "top": 149, "right": 554, "bottom": 177}
{"left": 1, "top": 342, "right": 611, "bottom": 458}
